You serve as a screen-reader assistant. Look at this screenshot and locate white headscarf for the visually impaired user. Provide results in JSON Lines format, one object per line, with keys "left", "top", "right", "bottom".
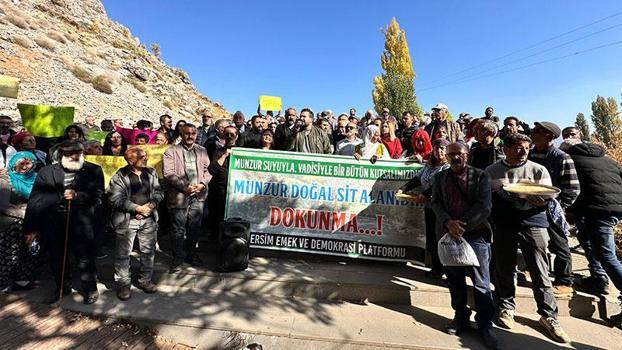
{"left": 358, "top": 125, "right": 389, "bottom": 159}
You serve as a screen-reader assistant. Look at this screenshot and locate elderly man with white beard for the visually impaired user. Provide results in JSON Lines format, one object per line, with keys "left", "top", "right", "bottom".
{"left": 23, "top": 140, "right": 105, "bottom": 305}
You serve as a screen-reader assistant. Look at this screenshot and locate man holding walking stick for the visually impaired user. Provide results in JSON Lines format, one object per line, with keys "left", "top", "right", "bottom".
{"left": 24, "top": 140, "right": 104, "bottom": 305}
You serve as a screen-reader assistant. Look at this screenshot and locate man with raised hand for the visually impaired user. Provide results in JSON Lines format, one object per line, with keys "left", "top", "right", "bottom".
{"left": 274, "top": 107, "right": 297, "bottom": 151}
{"left": 288, "top": 108, "right": 332, "bottom": 154}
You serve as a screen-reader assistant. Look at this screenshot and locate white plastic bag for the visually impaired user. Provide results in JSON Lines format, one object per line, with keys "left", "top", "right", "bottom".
{"left": 437, "top": 233, "right": 480, "bottom": 267}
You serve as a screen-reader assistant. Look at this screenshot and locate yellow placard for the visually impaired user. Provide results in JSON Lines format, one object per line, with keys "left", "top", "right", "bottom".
{"left": 259, "top": 95, "right": 282, "bottom": 111}
{"left": 141, "top": 144, "right": 170, "bottom": 178}
{"left": 0, "top": 75, "right": 19, "bottom": 99}
{"left": 18, "top": 103, "right": 74, "bottom": 137}
{"left": 85, "top": 144, "right": 170, "bottom": 189}
{"left": 85, "top": 155, "right": 127, "bottom": 189}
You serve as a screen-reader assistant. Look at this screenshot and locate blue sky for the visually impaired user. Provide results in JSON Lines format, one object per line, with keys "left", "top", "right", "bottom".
{"left": 102, "top": 0, "right": 622, "bottom": 129}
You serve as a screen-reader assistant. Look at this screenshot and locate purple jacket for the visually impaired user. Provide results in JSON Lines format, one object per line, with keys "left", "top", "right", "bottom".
{"left": 163, "top": 143, "right": 212, "bottom": 208}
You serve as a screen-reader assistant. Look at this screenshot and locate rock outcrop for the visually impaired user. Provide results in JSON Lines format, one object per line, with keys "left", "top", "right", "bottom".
{"left": 0, "top": 0, "right": 228, "bottom": 126}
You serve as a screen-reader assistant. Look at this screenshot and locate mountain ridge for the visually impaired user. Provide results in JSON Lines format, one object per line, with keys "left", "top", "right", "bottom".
{"left": 0, "top": 0, "right": 228, "bottom": 125}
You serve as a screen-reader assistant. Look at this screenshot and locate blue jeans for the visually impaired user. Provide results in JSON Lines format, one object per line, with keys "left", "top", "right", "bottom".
{"left": 444, "top": 235, "right": 495, "bottom": 330}
{"left": 114, "top": 217, "right": 157, "bottom": 287}
{"left": 576, "top": 214, "right": 622, "bottom": 291}
{"left": 169, "top": 198, "right": 204, "bottom": 259}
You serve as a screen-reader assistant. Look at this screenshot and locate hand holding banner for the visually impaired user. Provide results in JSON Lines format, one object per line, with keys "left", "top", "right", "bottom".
{"left": 0, "top": 75, "right": 19, "bottom": 99}
{"left": 259, "top": 95, "right": 282, "bottom": 111}
{"left": 18, "top": 103, "right": 74, "bottom": 137}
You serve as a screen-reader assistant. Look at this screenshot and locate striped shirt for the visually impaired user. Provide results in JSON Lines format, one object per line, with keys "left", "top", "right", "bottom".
{"left": 529, "top": 146, "right": 581, "bottom": 209}
{"left": 63, "top": 171, "right": 76, "bottom": 189}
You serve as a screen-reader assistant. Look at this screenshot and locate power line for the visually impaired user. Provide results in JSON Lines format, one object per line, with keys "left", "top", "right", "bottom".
{"left": 420, "top": 22, "right": 622, "bottom": 89}
{"left": 419, "top": 40, "right": 622, "bottom": 92}
{"left": 425, "top": 10, "right": 622, "bottom": 85}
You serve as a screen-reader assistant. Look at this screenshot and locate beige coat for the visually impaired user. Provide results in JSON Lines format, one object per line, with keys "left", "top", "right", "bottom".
{"left": 163, "top": 143, "right": 212, "bottom": 208}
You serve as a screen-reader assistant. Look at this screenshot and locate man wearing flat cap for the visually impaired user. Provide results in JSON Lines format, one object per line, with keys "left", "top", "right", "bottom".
{"left": 425, "top": 103, "right": 464, "bottom": 143}
{"left": 529, "top": 121, "right": 580, "bottom": 297}
{"left": 23, "top": 140, "right": 105, "bottom": 305}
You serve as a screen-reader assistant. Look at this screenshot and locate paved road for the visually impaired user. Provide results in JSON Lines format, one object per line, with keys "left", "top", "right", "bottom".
{"left": 0, "top": 294, "right": 194, "bottom": 350}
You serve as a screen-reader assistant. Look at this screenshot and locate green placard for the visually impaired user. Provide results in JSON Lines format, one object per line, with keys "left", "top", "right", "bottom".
{"left": 18, "top": 103, "right": 75, "bottom": 137}
{"left": 86, "top": 130, "right": 108, "bottom": 144}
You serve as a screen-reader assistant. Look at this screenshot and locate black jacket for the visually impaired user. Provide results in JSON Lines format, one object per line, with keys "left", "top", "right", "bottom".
{"left": 430, "top": 166, "right": 493, "bottom": 241}
{"left": 23, "top": 162, "right": 105, "bottom": 233}
{"left": 274, "top": 123, "right": 295, "bottom": 151}
{"left": 236, "top": 128, "right": 262, "bottom": 148}
{"left": 567, "top": 143, "right": 622, "bottom": 215}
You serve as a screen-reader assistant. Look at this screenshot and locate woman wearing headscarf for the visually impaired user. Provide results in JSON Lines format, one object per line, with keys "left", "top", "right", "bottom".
{"left": 354, "top": 125, "right": 389, "bottom": 164}
{"left": 381, "top": 120, "right": 403, "bottom": 159}
{"left": 11, "top": 132, "right": 48, "bottom": 171}
{"left": 0, "top": 151, "right": 40, "bottom": 292}
{"left": 404, "top": 129, "right": 432, "bottom": 162}
{"left": 8, "top": 152, "right": 38, "bottom": 202}
{"left": 397, "top": 138, "right": 451, "bottom": 278}
{"left": 102, "top": 130, "right": 128, "bottom": 156}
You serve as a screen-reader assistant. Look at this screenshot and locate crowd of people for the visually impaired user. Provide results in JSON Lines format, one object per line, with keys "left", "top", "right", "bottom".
{"left": 1, "top": 102, "right": 622, "bottom": 349}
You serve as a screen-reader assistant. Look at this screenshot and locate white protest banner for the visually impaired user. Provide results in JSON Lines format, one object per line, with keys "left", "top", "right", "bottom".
{"left": 226, "top": 148, "right": 426, "bottom": 262}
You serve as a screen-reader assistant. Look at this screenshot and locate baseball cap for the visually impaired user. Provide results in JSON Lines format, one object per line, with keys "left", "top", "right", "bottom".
{"left": 432, "top": 103, "right": 448, "bottom": 110}
{"left": 534, "top": 121, "right": 561, "bottom": 138}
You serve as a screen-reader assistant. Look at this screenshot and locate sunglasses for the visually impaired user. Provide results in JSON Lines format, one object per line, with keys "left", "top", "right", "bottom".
{"left": 346, "top": 126, "right": 355, "bottom": 130}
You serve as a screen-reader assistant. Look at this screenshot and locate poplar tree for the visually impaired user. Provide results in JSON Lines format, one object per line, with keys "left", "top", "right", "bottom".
{"left": 372, "top": 18, "right": 421, "bottom": 118}
{"left": 591, "top": 95, "right": 622, "bottom": 147}
{"left": 574, "top": 113, "right": 591, "bottom": 141}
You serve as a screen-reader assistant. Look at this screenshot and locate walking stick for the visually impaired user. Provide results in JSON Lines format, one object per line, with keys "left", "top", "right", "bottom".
{"left": 56, "top": 199, "right": 72, "bottom": 307}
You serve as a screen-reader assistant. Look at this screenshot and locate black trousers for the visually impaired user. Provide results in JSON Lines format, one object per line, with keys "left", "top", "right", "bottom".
{"left": 42, "top": 211, "right": 97, "bottom": 294}
{"left": 547, "top": 226, "right": 573, "bottom": 286}
{"left": 424, "top": 207, "right": 442, "bottom": 271}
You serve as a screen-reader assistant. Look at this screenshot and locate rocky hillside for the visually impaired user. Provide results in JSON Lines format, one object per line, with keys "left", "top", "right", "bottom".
{"left": 0, "top": 0, "right": 228, "bottom": 126}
